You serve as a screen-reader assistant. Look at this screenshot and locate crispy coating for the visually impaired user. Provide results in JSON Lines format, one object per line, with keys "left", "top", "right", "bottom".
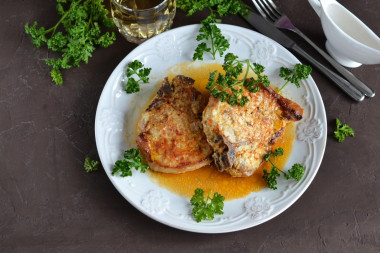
{"left": 137, "top": 75, "right": 213, "bottom": 173}
{"left": 202, "top": 84, "right": 303, "bottom": 177}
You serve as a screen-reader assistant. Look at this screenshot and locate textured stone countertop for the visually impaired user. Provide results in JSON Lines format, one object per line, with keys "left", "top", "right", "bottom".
{"left": 1, "top": 0, "right": 380, "bottom": 252}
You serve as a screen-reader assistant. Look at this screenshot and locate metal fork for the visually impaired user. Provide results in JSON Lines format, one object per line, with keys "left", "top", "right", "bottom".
{"left": 252, "top": 0, "right": 375, "bottom": 98}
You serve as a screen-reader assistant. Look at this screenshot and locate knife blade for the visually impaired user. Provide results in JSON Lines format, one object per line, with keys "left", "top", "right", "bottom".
{"left": 243, "top": 11, "right": 365, "bottom": 102}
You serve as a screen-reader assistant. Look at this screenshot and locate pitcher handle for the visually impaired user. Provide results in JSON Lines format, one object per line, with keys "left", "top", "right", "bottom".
{"left": 308, "top": 0, "right": 322, "bottom": 17}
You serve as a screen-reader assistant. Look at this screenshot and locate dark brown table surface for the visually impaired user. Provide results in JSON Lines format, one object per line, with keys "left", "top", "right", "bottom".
{"left": 1, "top": 0, "right": 380, "bottom": 252}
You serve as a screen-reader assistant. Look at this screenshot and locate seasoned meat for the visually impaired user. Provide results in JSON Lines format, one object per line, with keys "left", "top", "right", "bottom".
{"left": 202, "top": 84, "right": 303, "bottom": 177}
{"left": 137, "top": 75, "right": 213, "bottom": 173}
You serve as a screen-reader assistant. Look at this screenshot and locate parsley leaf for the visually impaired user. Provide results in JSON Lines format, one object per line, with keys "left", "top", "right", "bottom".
{"left": 263, "top": 148, "right": 305, "bottom": 190}
{"left": 177, "top": 0, "right": 248, "bottom": 17}
{"left": 206, "top": 53, "right": 269, "bottom": 106}
{"left": 284, "top": 163, "right": 305, "bottom": 181}
{"left": 125, "top": 60, "right": 152, "bottom": 93}
{"left": 112, "top": 148, "right": 149, "bottom": 177}
{"left": 278, "top": 64, "right": 312, "bottom": 91}
{"left": 177, "top": 0, "right": 249, "bottom": 60}
{"left": 24, "top": 0, "right": 116, "bottom": 85}
{"left": 263, "top": 148, "right": 284, "bottom": 190}
{"left": 263, "top": 166, "right": 281, "bottom": 190}
{"left": 84, "top": 157, "right": 99, "bottom": 173}
{"left": 50, "top": 67, "right": 64, "bottom": 85}
{"left": 190, "top": 188, "right": 225, "bottom": 223}
{"left": 334, "top": 118, "right": 354, "bottom": 142}
{"left": 193, "top": 14, "right": 229, "bottom": 60}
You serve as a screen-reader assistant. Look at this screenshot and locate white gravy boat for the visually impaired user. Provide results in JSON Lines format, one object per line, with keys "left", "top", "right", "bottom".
{"left": 309, "top": 0, "right": 380, "bottom": 68}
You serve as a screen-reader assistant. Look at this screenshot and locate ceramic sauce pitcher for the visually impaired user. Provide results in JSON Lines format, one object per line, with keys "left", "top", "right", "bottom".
{"left": 309, "top": 0, "right": 380, "bottom": 68}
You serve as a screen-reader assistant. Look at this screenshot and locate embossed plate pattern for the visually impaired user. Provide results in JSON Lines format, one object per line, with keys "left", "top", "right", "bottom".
{"left": 95, "top": 24, "right": 327, "bottom": 233}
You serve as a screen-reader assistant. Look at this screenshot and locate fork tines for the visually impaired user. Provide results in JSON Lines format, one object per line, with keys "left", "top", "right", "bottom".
{"left": 252, "top": 0, "right": 282, "bottom": 23}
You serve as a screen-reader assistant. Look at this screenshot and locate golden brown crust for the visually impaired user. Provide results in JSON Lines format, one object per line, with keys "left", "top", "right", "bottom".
{"left": 262, "top": 85, "right": 304, "bottom": 121}
{"left": 202, "top": 83, "right": 303, "bottom": 177}
{"left": 136, "top": 75, "right": 213, "bottom": 173}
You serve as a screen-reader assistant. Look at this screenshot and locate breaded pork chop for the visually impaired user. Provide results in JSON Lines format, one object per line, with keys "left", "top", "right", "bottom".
{"left": 202, "top": 84, "right": 303, "bottom": 177}
{"left": 137, "top": 75, "right": 213, "bottom": 173}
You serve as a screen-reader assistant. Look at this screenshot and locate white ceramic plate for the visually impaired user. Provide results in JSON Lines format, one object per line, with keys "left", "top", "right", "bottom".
{"left": 95, "top": 24, "right": 327, "bottom": 233}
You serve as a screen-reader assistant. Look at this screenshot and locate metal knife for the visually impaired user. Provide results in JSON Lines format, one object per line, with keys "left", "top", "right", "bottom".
{"left": 243, "top": 11, "right": 365, "bottom": 102}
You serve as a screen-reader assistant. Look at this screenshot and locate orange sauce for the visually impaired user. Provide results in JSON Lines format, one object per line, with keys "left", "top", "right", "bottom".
{"left": 146, "top": 62, "right": 296, "bottom": 201}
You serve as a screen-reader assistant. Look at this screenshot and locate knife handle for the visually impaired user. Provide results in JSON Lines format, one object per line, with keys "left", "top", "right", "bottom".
{"left": 291, "top": 44, "right": 365, "bottom": 102}
{"left": 295, "top": 29, "right": 375, "bottom": 97}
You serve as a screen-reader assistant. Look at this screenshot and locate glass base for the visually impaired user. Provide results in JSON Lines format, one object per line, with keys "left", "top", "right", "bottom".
{"left": 119, "top": 25, "right": 173, "bottom": 44}
{"left": 121, "top": 32, "right": 149, "bottom": 45}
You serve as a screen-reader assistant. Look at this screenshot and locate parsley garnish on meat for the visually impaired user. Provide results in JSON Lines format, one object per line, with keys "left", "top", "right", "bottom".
{"left": 334, "top": 118, "right": 354, "bottom": 142}
{"left": 278, "top": 64, "right": 312, "bottom": 91}
{"left": 112, "top": 148, "right": 149, "bottom": 177}
{"left": 125, "top": 60, "right": 152, "bottom": 94}
{"left": 206, "top": 53, "right": 269, "bottom": 106}
{"left": 262, "top": 148, "right": 305, "bottom": 190}
{"left": 24, "top": 0, "right": 116, "bottom": 85}
{"left": 177, "top": 0, "right": 249, "bottom": 60}
{"left": 190, "top": 188, "right": 225, "bottom": 223}
{"left": 84, "top": 157, "right": 99, "bottom": 173}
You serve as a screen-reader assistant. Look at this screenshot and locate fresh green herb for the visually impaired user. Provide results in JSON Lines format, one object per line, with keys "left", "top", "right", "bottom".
{"left": 125, "top": 60, "right": 152, "bottom": 93}
{"left": 178, "top": 0, "right": 249, "bottom": 60}
{"left": 262, "top": 165, "right": 281, "bottom": 190}
{"left": 278, "top": 64, "right": 312, "bottom": 91}
{"left": 285, "top": 163, "right": 305, "bottom": 181}
{"left": 193, "top": 14, "right": 229, "bottom": 60}
{"left": 263, "top": 148, "right": 305, "bottom": 190}
{"left": 263, "top": 148, "right": 284, "bottom": 190}
{"left": 24, "top": 0, "right": 116, "bottom": 85}
{"left": 112, "top": 148, "right": 149, "bottom": 177}
{"left": 334, "top": 118, "right": 354, "bottom": 142}
{"left": 206, "top": 53, "right": 269, "bottom": 106}
{"left": 190, "top": 188, "right": 225, "bottom": 223}
{"left": 84, "top": 157, "right": 99, "bottom": 173}
{"left": 177, "top": 0, "right": 248, "bottom": 18}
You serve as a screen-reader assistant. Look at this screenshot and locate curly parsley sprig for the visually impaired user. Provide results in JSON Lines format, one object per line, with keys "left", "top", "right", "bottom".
{"left": 124, "top": 60, "right": 152, "bottom": 93}
{"left": 84, "top": 157, "right": 99, "bottom": 173}
{"left": 262, "top": 148, "right": 305, "bottom": 190}
{"left": 193, "top": 14, "right": 229, "bottom": 61}
{"left": 24, "top": 0, "right": 116, "bottom": 85}
{"left": 112, "top": 148, "right": 149, "bottom": 177}
{"left": 177, "top": 0, "right": 248, "bottom": 17}
{"left": 190, "top": 188, "right": 225, "bottom": 223}
{"left": 285, "top": 163, "right": 305, "bottom": 181}
{"left": 278, "top": 64, "right": 312, "bottom": 92}
{"left": 334, "top": 118, "right": 354, "bottom": 142}
{"left": 178, "top": 0, "right": 249, "bottom": 60}
{"left": 206, "top": 53, "right": 270, "bottom": 106}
